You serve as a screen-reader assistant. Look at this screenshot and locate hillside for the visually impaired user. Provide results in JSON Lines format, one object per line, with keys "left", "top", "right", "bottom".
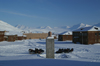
{"left": 0, "top": 20, "right": 23, "bottom": 35}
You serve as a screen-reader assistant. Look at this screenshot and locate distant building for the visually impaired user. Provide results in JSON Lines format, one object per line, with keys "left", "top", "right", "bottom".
{"left": 23, "top": 32, "right": 50, "bottom": 39}
{"left": 0, "top": 31, "right": 8, "bottom": 42}
{"left": 5, "top": 35, "right": 17, "bottom": 42}
{"left": 58, "top": 31, "right": 72, "bottom": 41}
{"left": 0, "top": 30, "right": 27, "bottom": 42}
{"left": 73, "top": 26, "right": 100, "bottom": 44}
{"left": 17, "top": 35, "right": 27, "bottom": 40}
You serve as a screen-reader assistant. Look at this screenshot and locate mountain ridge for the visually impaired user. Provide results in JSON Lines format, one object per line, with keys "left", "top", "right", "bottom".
{"left": 0, "top": 20, "right": 100, "bottom": 34}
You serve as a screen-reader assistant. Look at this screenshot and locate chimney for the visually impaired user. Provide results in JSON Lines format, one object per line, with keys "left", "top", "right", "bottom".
{"left": 48, "top": 31, "right": 52, "bottom": 37}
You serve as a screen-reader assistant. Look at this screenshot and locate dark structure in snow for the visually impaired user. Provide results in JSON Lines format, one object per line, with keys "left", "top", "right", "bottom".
{"left": 56, "top": 48, "right": 74, "bottom": 53}
{"left": 73, "top": 26, "right": 100, "bottom": 44}
{"left": 0, "top": 31, "right": 8, "bottom": 42}
{"left": 29, "top": 48, "right": 44, "bottom": 54}
{"left": 23, "top": 31, "right": 53, "bottom": 39}
{"left": 0, "top": 31, "right": 27, "bottom": 42}
{"left": 58, "top": 31, "right": 72, "bottom": 41}
{"left": 23, "top": 33, "right": 48, "bottom": 39}
{"left": 7, "top": 35, "right": 17, "bottom": 42}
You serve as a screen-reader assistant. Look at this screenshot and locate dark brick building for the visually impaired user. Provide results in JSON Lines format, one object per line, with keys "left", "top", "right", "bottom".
{"left": 0, "top": 31, "right": 8, "bottom": 42}
{"left": 73, "top": 26, "right": 100, "bottom": 44}
{"left": 58, "top": 31, "right": 72, "bottom": 41}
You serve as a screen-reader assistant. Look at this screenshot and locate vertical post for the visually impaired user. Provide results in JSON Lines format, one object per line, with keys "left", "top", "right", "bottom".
{"left": 46, "top": 37, "right": 54, "bottom": 58}
{"left": 82, "top": 33, "right": 83, "bottom": 44}
{"left": 80, "top": 32, "right": 83, "bottom": 44}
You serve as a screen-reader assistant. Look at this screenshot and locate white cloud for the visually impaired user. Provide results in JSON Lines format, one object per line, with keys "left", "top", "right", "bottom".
{"left": 0, "top": 10, "right": 38, "bottom": 18}
{"left": 0, "top": 10, "right": 55, "bottom": 21}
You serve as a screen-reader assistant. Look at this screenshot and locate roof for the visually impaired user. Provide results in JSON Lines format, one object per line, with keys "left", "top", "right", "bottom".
{"left": 59, "top": 31, "right": 72, "bottom": 35}
{"left": 73, "top": 26, "right": 100, "bottom": 32}
{"left": 0, "top": 31, "right": 9, "bottom": 33}
{"left": 5, "top": 31, "right": 24, "bottom": 36}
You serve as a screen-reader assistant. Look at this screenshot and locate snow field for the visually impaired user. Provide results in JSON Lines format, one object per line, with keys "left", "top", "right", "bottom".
{"left": 0, "top": 39, "right": 100, "bottom": 66}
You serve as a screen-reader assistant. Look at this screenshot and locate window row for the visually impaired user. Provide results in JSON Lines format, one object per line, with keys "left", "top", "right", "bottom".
{"left": 73, "top": 33, "right": 87, "bottom": 36}
{"left": 95, "top": 33, "right": 100, "bottom": 36}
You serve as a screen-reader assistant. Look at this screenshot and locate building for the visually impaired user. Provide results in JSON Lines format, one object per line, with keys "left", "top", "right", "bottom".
{"left": 17, "top": 35, "right": 27, "bottom": 40}
{"left": 5, "top": 35, "right": 17, "bottom": 42}
{"left": 0, "top": 31, "right": 8, "bottom": 42}
{"left": 17, "top": 36, "right": 24, "bottom": 40}
{"left": 73, "top": 26, "right": 100, "bottom": 44}
{"left": 4, "top": 31, "right": 27, "bottom": 42}
{"left": 58, "top": 31, "right": 72, "bottom": 41}
{"left": 23, "top": 33, "right": 48, "bottom": 39}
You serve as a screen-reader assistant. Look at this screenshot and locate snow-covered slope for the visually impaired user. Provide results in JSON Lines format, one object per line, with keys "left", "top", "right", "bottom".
{"left": 0, "top": 20, "right": 22, "bottom": 31}
{"left": 15, "top": 23, "right": 92, "bottom": 34}
{"left": 0, "top": 20, "right": 23, "bottom": 35}
{"left": 15, "top": 25, "right": 69, "bottom": 34}
{"left": 69, "top": 23, "right": 91, "bottom": 31}
{"left": 15, "top": 22, "right": 100, "bottom": 34}
{"left": 60, "top": 26, "right": 70, "bottom": 29}
{"left": 15, "top": 25, "right": 31, "bottom": 30}
{"left": 93, "top": 23, "right": 100, "bottom": 27}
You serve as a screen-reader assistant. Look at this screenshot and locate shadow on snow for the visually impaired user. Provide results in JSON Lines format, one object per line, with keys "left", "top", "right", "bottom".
{"left": 0, "top": 59, "right": 100, "bottom": 66}
{"left": 37, "top": 41, "right": 73, "bottom": 45}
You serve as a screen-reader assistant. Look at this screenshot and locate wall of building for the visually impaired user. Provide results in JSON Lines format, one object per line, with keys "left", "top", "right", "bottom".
{"left": 23, "top": 33, "right": 48, "bottom": 39}
{"left": 73, "top": 31, "right": 100, "bottom": 44}
{"left": 58, "top": 35, "right": 62, "bottom": 41}
{"left": 17, "top": 36, "right": 23, "bottom": 40}
{"left": 88, "top": 31, "right": 100, "bottom": 44}
{"left": 0, "top": 35, "right": 5, "bottom": 42}
{"left": 73, "top": 31, "right": 88, "bottom": 44}
{"left": 0, "top": 31, "right": 5, "bottom": 42}
{"left": 58, "top": 35, "right": 72, "bottom": 41}
{"left": 0, "top": 31, "right": 27, "bottom": 42}
{"left": 7, "top": 35, "right": 17, "bottom": 42}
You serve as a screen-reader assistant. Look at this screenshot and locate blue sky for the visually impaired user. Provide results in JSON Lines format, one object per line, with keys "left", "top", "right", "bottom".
{"left": 0, "top": 0, "right": 100, "bottom": 27}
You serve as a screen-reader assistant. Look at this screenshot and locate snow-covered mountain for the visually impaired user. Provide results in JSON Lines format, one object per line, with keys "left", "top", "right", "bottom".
{"left": 15, "top": 25, "right": 31, "bottom": 30}
{"left": 60, "top": 26, "right": 70, "bottom": 29}
{"left": 0, "top": 20, "right": 23, "bottom": 35}
{"left": 44, "top": 26, "right": 52, "bottom": 29}
{"left": 1, "top": 19, "right": 99, "bottom": 34}
{"left": 69, "top": 23, "right": 91, "bottom": 31}
{"left": 15, "top": 23, "right": 92, "bottom": 33}
{"left": 0, "top": 20, "right": 22, "bottom": 32}
{"left": 37, "top": 26, "right": 52, "bottom": 29}
{"left": 15, "top": 25, "right": 69, "bottom": 34}
{"left": 93, "top": 23, "right": 100, "bottom": 27}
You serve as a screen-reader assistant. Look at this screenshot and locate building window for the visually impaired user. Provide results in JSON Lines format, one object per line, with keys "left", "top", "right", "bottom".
{"left": 60, "top": 36, "right": 62, "bottom": 39}
{"left": 83, "top": 33, "right": 87, "bottom": 36}
{"left": 67, "top": 36, "right": 68, "bottom": 38}
{"left": 99, "top": 39, "right": 100, "bottom": 42}
{"left": 73, "top": 33, "right": 76, "bottom": 35}
{"left": 80, "top": 33, "right": 82, "bottom": 36}
{"left": 95, "top": 33, "right": 97, "bottom": 36}
{"left": 99, "top": 33, "right": 100, "bottom": 36}
{"left": 95, "top": 39, "right": 98, "bottom": 42}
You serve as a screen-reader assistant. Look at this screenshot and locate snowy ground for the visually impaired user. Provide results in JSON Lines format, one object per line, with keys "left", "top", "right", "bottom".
{"left": 0, "top": 39, "right": 100, "bottom": 66}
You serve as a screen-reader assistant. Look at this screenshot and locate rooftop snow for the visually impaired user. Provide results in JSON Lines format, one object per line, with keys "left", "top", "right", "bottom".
{"left": 59, "top": 31, "right": 72, "bottom": 35}
{"left": 73, "top": 26, "right": 100, "bottom": 32}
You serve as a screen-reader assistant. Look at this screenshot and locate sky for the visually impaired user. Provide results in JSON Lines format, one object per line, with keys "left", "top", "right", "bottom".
{"left": 0, "top": 0, "right": 100, "bottom": 27}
